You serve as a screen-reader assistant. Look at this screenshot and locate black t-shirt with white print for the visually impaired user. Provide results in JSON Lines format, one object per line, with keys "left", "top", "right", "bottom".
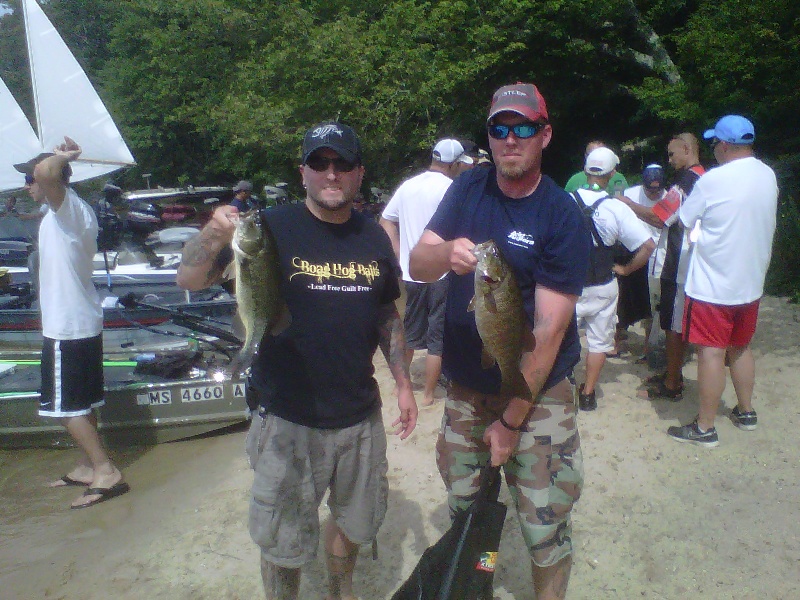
{"left": 249, "top": 203, "right": 400, "bottom": 429}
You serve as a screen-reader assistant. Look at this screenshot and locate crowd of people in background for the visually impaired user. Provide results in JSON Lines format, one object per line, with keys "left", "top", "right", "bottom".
{"left": 10, "top": 77, "right": 777, "bottom": 600}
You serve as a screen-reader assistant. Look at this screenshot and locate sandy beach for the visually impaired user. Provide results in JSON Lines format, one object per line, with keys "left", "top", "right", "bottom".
{"left": 1, "top": 294, "right": 799, "bottom": 600}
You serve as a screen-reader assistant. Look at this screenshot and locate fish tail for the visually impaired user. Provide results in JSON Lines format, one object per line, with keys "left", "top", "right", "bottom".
{"left": 227, "top": 347, "right": 255, "bottom": 379}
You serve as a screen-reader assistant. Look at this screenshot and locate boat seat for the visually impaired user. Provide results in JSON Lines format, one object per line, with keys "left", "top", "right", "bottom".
{"left": 145, "top": 227, "right": 201, "bottom": 246}
{"left": 116, "top": 249, "right": 151, "bottom": 265}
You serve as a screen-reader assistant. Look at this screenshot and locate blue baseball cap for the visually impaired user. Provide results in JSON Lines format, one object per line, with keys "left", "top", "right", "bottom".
{"left": 703, "top": 115, "right": 755, "bottom": 145}
{"left": 642, "top": 164, "right": 665, "bottom": 190}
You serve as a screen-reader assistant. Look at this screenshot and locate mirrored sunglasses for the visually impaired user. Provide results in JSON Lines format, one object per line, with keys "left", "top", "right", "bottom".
{"left": 24, "top": 174, "right": 35, "bottom": 185}
{"left": 487, "top": 122, "right": 546, "bottom": 140}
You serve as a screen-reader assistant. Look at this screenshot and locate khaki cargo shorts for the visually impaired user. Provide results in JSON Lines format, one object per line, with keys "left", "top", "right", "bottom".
{"left": 246, "top": 409, "right": 389, "bottom": 568}
{"left": 436, "top": 380, "right": 583, "bottom": 567}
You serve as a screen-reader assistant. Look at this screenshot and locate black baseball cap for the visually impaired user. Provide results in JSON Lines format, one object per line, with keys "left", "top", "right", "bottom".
{"left": 302, "top": 121, "right": 362, "bottom": 165}
{"left": 13, "top": 152, "right": 72, "bottom": 182}
{"left": 13, "top": 152, "right": 55, "bottom": 176}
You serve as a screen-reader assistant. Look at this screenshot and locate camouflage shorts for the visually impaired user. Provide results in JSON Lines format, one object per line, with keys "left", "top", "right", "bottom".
{"left": 436, "top": 380, "right": 583, "bottom": 567}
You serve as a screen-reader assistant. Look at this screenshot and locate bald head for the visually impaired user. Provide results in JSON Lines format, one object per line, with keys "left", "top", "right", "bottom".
{"left": 667, "top": 133, "right": 700, "bottom": 170}
{"left": 585, "top": 140, "right": 606, "bottom": 157}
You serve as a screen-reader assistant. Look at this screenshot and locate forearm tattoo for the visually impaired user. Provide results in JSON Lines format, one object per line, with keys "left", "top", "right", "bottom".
{"left": 377, "top": 304, "right": 410, "bottom": 379}
{"left": 180, "top": 229, "right": 229, "bottom": 286}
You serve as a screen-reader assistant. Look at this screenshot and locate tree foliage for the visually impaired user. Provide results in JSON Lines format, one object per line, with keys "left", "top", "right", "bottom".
{"left": 2, "top": 1, "right": 798, "bottom": 194}
{"left": 2, "top": 0, "right": 799, "bottom": 292}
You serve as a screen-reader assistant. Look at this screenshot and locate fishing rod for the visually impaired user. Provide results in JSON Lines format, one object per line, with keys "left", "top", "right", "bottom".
{"left": 116, "top": 293, "right": 243, "bottom": 347}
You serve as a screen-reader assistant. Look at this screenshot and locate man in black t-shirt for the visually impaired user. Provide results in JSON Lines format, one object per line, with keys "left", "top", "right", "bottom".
{"left": 618, "top": 133, "right": 704, "bottom": 400}
{"left": 177, "top": 122, "right": 417, "bottom": 600}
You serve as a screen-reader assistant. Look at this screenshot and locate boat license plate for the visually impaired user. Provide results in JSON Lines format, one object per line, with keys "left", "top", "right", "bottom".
{"left": 180, "top": 385, "right": 225, "bottom": 403}
{"left": 137, "top": 390, "right": 172, "bottom": 406}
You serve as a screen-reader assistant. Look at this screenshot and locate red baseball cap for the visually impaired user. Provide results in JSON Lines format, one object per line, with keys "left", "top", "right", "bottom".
{"left": 487, "top": 83, "right": 549, "bottom": 123}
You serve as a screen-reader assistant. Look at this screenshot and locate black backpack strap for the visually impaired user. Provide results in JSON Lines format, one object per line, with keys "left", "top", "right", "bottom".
{"left": 573, "top": 191, "right": 616, "bottom": 286}
{"left": 572, "top": 191, "right": 612, "bottom": 248}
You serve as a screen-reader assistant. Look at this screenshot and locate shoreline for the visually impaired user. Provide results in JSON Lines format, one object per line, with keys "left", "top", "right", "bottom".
{"left": 1, "top": 295, "right": 798, "bottom": 599}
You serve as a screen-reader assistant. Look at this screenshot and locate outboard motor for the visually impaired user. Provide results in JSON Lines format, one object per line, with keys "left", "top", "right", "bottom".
{"left": 263, "top": 182, "right": 290, "bottom": 207}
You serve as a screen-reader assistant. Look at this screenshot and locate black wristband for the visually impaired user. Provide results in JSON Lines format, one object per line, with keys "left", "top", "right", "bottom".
{"left": 499, "top": 414, "right": 524, "bottom": 432}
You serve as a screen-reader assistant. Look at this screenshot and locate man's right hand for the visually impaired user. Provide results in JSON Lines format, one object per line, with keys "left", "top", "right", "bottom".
{"left": 176, "top": 204, "right": 239, "bottom": 291}
{"left": 450, "top": 237, "right": 477, "bottom": 275}
{"left": 209, "top": 204, "right": 240, "bottom": 239}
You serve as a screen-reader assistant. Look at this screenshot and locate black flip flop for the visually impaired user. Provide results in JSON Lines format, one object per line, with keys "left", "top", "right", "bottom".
{"left": 51, "top": 475, "right": 89, "bottom": 487}
{"left": 71, "top": 481, "right": 131, "bottom": 509}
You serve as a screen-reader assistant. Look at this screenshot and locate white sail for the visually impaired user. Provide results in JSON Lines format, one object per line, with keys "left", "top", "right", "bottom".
{"left": 22, "top": 0, "right": 134, "bottom": 183}
{"left": 0, "top": 76, "right": 42, "bottom": 192}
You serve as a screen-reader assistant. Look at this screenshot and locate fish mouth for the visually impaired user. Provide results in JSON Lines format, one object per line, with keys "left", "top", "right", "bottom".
{"left": 481, "top": 275, "right": 499, "bottom": 284}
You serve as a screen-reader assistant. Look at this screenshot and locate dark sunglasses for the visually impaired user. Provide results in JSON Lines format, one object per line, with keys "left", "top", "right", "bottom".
{"left": 487, "top": 122, "right": 546, "bottom": 140}
{"left": 24, "top": 174, "right": 35, "bottom": 185}
{"left": 305, "top": 155, "right": 357, "bottom": 173}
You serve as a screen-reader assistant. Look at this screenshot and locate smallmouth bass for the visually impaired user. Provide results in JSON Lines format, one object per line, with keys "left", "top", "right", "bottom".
{"left": 469, "top": 240, "right": 531, "bottom": 398}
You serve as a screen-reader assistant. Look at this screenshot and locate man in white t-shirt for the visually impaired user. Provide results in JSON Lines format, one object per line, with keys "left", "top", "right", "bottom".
{"left": 14, "top": 138, "right": 129, "bottom": 508}
{"left": 380, "top": 139, "right": 473, "bottom": 406}
{"left": 667, "top": 115, "right": 778, "bottom": 447}
{"left": 619, "top": 164, "right": 667, "bottom": 359}
{"left": 573, "top": 147, "right": 655, "bottom": 410}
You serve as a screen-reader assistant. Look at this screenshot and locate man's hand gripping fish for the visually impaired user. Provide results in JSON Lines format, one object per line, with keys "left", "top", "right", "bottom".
{"left": 469, "top": 240, "right": 531, "bottom": 398}
{"left": 227, "top": 210, "right": 283, "bottom": 377}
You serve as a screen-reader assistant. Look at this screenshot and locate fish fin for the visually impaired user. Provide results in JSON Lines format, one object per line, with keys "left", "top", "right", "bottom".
{"left": 227, "top": 348, "right": 254, "bottom": 379}
{"left": 480, "top": 347, "right": 496, "bottom": 370}
{"left": 467, "top": 295, "right": 476, "bottom": 312}
{"left": 221, "top": 259, "right": 236, "bottom": 281}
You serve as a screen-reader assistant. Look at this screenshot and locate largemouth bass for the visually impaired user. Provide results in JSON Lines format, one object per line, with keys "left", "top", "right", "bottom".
{"left": 228, "top": 210, "right": 283, "bottom": 377}
{"left": 469, "top": 240, "right": 531, "bottom": 398}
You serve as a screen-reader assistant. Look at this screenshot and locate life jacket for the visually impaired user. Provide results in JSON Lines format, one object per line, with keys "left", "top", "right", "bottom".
{"left": 573, "top": 191, "right": 615, "bottom": 287}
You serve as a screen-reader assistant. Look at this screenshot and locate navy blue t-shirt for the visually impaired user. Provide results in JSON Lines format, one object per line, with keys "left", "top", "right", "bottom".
{"left": 250, "top": 203, "right": 401, "bottom": 428}
{"left": 426, "top": 167, "right": 591, "bottom": 394}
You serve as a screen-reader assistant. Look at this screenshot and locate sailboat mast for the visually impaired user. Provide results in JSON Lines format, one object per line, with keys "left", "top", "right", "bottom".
{"left": 21, "top": 0, "right": 45, "bottom": 150}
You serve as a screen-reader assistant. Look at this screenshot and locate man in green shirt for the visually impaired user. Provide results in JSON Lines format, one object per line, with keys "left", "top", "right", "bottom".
{"left": 564, "top": 140, "right": 628, "bottom": 194}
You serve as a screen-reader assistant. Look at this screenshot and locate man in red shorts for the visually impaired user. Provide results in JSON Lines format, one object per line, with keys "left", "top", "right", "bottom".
{"left": 667, "top": 115, "right": 778, "bottom": 447}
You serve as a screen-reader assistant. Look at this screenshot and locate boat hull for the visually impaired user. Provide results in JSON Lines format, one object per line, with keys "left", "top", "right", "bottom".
{"left": 0, "top": 299, "right": 237, "bottom": 352}
{"left": 0, "top": 360, "right": 250, "bottom": 448}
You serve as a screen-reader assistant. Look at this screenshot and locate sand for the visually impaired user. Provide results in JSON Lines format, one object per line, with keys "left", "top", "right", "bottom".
{"left": 1, "top": 295, "right": 799, "bottom": 599}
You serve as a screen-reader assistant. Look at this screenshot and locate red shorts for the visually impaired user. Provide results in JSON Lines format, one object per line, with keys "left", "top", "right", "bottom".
{"left": 682, "top": 297, "right": 760, "bottom": 348}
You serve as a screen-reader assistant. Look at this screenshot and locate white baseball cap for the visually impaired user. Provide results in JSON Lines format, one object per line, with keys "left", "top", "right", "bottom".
{"left": 584, "top": 147, "right": 620, "bottom": 176}
{"left": 432, "top": 139, "right": 473, "bottom": 164}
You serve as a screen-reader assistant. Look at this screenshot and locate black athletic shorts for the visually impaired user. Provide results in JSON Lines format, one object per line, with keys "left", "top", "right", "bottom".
{"left": 39, "top": 334, "right": 105, "bottom": 417}
{"left": 403, "top": 278, "right": 449, "bottom": 355}
{"left": 659, "top": 279, "right": 685, "bottom": 334}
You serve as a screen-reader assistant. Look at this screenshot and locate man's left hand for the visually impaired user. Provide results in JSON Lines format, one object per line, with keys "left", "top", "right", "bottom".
{"left": 53, "top": 136, "right": 82, "bottom": 161}
{"left": 391, "top": 387, "right": 418, "bottom": 440}
{"left": 483, "top": 420, "right": 520, "bottom": 466}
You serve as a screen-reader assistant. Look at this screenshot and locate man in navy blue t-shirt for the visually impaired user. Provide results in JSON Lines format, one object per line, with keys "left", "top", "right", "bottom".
{"left": 410, "top": 83, "right": 590, "bottom": 600}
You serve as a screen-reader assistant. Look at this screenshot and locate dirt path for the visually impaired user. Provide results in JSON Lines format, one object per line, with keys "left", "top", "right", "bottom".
{"left": 1, "top": 295, "right": 798, "bottom": 599}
